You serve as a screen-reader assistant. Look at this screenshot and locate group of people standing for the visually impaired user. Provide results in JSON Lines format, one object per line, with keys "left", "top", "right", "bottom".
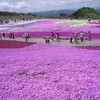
{"left": 51, "top": 32, "right": 60, "bottom": 41}
{"left": 0, "top": 32, "right": 30, "bottom": 42}
{"left": 9, "top": 32, "right": 15, "bottom": 39}
{"left": 0, "top": 32, "right": 15, "bottom": 40}
{"left": 0, "top": 32, "right": 6, "bottom": 39}
{"left": 45, "top": 32, "right": 60, "bottom": 43}
{"left": 23, "top": 32, "right": 30, "bottom": 42}
{"left": 0, "top": 33, "right": 6, "bottom": 38}
{"left": 69, "top": 31, "right": 92, "bottom": 44}
{"left": 45, "top": 31, "right": 92, "bottom": 44}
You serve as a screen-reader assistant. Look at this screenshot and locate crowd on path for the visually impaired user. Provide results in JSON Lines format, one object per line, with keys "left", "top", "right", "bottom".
{"left": 22, "top": 33, "right": 30, "bottom": 42}
{"left": 0, "top": 32, "right": 15, "bottom": 40}
{"left": 45, "top": 31, "right": 92, "bottom": 44}
{"left": 45, "top": 32, "right": 60, "bottom": 43}
{"left": 0, "top": 31, "right": 92, "bottom": 44}
{"left": 69, "top": 31, "right": 92, "bottom": 44}
{"left": 0, "top": 32, "right": 31, "bottom": 42}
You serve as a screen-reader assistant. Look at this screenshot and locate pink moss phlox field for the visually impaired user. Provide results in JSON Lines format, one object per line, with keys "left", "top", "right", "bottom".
{"left": 0, "top": 44, "right": 100, "bottom": 100}
{"left": 0, "top": 40, "right": 36, "bottom": 48}
{"left": 88, "top": 21, "right": 100, "bottom": 25}
{"left": 0, "top": 19, "right": 100, "bottom": 39}
{"left": 75, "top": 46, "right": 100, "bottom": 50}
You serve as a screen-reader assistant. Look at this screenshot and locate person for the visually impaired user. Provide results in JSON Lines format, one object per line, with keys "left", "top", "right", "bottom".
{"left": 47, "top": 39, "right": 50, "bottom": 43}
{"left": 74, "top": 32, "right": 79, "bottom": 44}
{"left": 45, "top": 38, "right": 48, "bottom": 43}
{"left": 25, "top": 33, "right": 28, "bottom": 42}
{"left": 51, "top": 32, "right": 54, "bottom": 41}
{"left": 80, "top": 31, "right": 84, "bottom": 42}
{"left": 88, "top": 17, "right": 91, "bottom": 21}
{"left": 45, "top": 38, "right": 50, "bottom": 43}
{"left": 69, "top": 33, "right": 73, "bottom": 43}
{"left": 9, "top": 32, "right": 12, "bottom": 39}
{"left": 56, "top": 33, "right": 59, "bottom": 41}
{"left": 88, "top": 31, "right": 92, "bottom": 40}
{"left": 2, "top": 33, "right": 5, "bottom": 38}
{"left": 23, "top": 32, "right": 28, "bottom": 42}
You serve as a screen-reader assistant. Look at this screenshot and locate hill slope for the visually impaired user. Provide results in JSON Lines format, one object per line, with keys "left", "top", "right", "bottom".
{"left": 71, "top": 7, "right": 100, "bottom": 19}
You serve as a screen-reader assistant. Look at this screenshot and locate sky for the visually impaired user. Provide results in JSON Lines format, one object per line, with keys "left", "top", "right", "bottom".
{"left": 0, "top": 0, "right": 99, "bottom": 12}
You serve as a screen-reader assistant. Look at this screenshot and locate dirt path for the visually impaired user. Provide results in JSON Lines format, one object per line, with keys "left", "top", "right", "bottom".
{"left": 0, "top": 37, "right": 100, "bottom": 46}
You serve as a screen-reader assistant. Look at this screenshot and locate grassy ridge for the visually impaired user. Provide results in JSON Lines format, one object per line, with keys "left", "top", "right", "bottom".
{"left": 71, "top": 7, "right": 100, "bottom": 19}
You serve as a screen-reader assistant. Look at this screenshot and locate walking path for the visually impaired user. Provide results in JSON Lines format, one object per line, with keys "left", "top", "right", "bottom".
{"left": 0, "top": 37, "right": 100, "bottom": 46}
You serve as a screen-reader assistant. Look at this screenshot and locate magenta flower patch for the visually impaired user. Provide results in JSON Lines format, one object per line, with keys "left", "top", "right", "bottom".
{"left": 0, "top": 44, "right": 100, "bottom": 100}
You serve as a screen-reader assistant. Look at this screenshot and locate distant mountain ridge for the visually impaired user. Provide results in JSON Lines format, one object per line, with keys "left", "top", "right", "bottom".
{"left": 0, "top": 10, "right": 74, "bottom": 18}
{"left": 36, "top": 9, "right": 75, "bottom": 17}
{"left": 0, "top": 7, "right": 100, "bottom": 19}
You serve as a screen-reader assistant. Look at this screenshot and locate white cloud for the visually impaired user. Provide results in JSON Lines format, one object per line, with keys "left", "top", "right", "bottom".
{"left": 0, "top": 2, "right": 13, "bottom": 10}
{"left": 16, "top": 1, "right": 29, "bottom": 9}
{"left": 35, "top": 0, "right": 94, "bottom": 6}
{"left": 68, "top": 0, "right": 94, "bottom": 3}
{"left": 0, "top": 0, "right": 96, "bottom": 12}
{"left": 0, "top": 1, "right": 29, "bottom": 11}
{"left": 34, "top": 0, "right": 66, "bottom": 6}
{"left": 48, "top": 1, "right": 66, "bottom": 5}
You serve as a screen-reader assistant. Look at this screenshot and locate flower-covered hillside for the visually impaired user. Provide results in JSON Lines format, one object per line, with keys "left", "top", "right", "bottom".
{"left": 0, "top": 40, "right": 36, "bottom": 48}
{"left": 0, "top": 44, "right": 100, "bottom": 100}
{"left": 0, "top": 19, "right": 100, "bottom": 39}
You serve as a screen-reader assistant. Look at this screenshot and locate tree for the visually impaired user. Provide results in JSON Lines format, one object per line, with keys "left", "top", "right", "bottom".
{"left": 60, "top": 13, "right": 67, "bottom": 17}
